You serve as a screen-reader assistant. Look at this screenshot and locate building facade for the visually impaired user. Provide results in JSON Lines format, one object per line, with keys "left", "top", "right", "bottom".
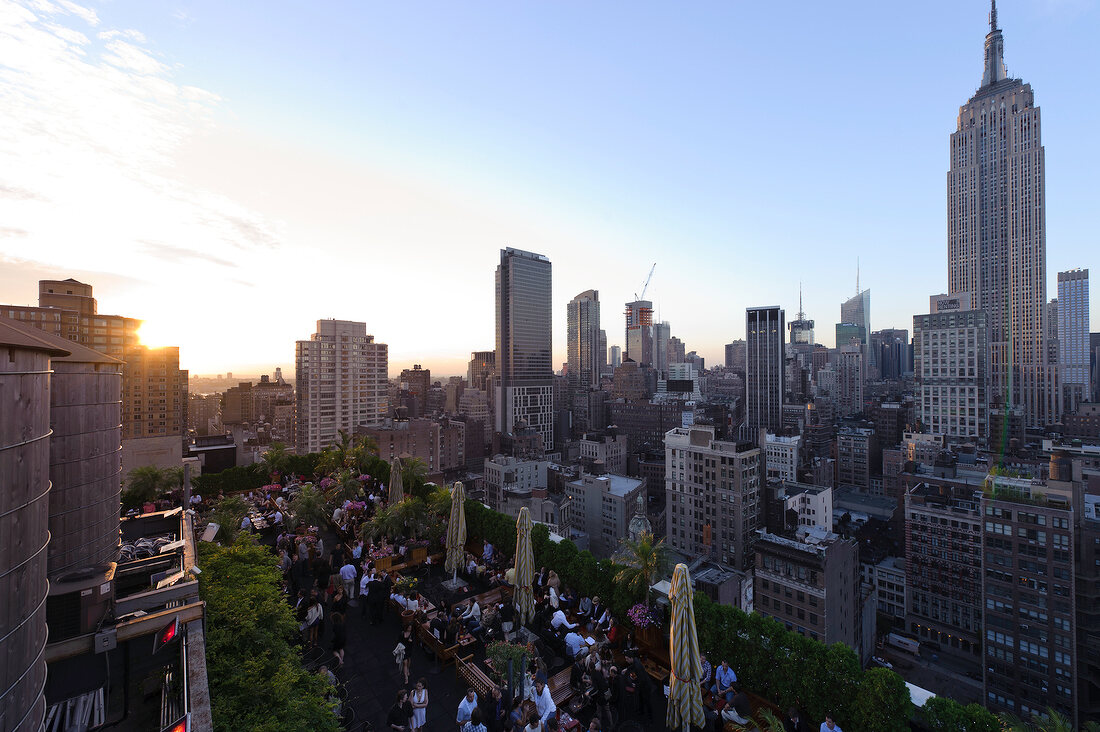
{"left": 295, "top": 319, "right": 388, "bottom": 454}
{"left": 754, "top": 527, "right": 861, "bottom": 649}
{"left": 495, "top": 248, "right": 554, "bottom": 449}
{"left": 746, "top": 307, "right": 785, "bottom": 435}
{"left": 982, "top": 484, "right": 1077, "bottom": 725}
{"left": 914, "top": 293, "right": 989, "bottom": 441}
{"left": 904, "top": 482, "right": 983, "bottom": 660}
{"left": 1057, "top": 269, "right": 1090, "bottom": 415}
{"left": 624, "top": 300, "right": 654, "bottom": 367}
{"left": 565, "top": 473, "right": 646, "bottom": 559}
{"left": 567, "top": 290, "right": 601, "bottom": 391}
{"left": 947, "top": 5, "right": 1054, "bottom": 427}
{"left": 664, "top": 426, "right": 762, "bottom": 571}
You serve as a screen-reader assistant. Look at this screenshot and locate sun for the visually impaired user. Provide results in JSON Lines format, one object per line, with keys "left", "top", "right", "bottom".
{"left": 137, "top": 320, "right": 176, "bottom": 349}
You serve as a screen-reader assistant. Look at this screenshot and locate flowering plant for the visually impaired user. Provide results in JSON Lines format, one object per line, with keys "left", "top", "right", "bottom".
{"left": 346, "top": 501, "right": 367, "bottom": 511}
{"left": 296, "top": 534, "right": 318, "bottom": 546}
{"left": 370, "top": 544, "right": 394, "bottom": 560}
{"left": 358, "top": 474, "right": 370, "bottom": 482}
{"left": 319, "top": 477, "right": 336, "bottom": 489}
{"left": 627, "top": 603, "right": 658, "bottom": 629}
{"left": 405, "top": 538, "right": 430, "bottom": 548}
{"left": 261, "top": 483, "right": 282, "bottom": 492}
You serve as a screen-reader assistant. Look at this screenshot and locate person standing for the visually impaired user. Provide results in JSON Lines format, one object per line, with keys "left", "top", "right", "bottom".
{"left": 457, "top": 689, "right": 479, "bottom": 729}
{"left": 399, "top": 624, "right": 415, "bottom": 684}
{"left": 462, "top": 708, "right": 487, "bottom": 732}
{"left": 410, "top": 678, "right": 428, "bottom": 732}
{"left": 330, "top": 611, "right": 346, "bottom": 668}
{"left": 530, "top": 673, "right": 556, "bottom": 729}
{"left": 625, "top": 651, "right": 653, "bottom": 722}
{"left": 784, "top": 707, "right": 810, "bottom": 732}
{"left": 388, "top": 690, "right": 412, "bottom": 732}
{"left": 393, "top": 635, "right": 409, "bottom": 682}
{"left": 340, "top": 559, "right": 358, "bottom": 602}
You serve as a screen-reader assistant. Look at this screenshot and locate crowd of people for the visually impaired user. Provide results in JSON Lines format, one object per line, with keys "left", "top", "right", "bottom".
{"left": 236, "top": 473, "right": 846, "bottom": 732}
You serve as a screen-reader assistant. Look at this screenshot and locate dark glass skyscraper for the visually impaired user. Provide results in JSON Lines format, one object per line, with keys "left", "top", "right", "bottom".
{"left": 495, "top": 248, "right": 553, "bottom": 448}
{"left": 745, "top": 306, "right": 785, "bottom": 436}
{"left": 566, "top": 289, "right": 600, "bottom": 391}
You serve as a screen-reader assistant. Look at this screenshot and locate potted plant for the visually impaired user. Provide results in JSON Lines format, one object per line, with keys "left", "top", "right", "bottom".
{"left": 485, "top": 641, "right": 531, "bottom": 691}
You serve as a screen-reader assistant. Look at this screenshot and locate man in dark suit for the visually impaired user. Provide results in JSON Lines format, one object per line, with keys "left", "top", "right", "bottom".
{"left": 366, "top": 573, "right": 385, "bottom": 625}
{"left": 625, "top": 650, "right": 653, "bottom": 722}
{"left": 784, "top": 707, "right": 810, "bottom": 732}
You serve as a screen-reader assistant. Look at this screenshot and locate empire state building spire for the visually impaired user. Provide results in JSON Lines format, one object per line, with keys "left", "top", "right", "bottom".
{"left": 981, "top": 0, "right": 1007, "bottom": 87}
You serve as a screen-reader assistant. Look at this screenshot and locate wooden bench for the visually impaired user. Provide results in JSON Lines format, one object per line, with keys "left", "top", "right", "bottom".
{"left": 455, "top": 654, "right": 499, "bottom": 698}
{"left": 547, "top": 667, "right": 574, "bottom": 709}
{"left": 416, "top": 624, "right": 463, "bottom": 668}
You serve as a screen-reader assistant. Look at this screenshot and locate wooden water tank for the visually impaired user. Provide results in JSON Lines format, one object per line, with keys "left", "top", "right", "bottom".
{"left": 45, "top": 338, "right": 124, "bottom": 578}
{"left": 0, "top": 320, "right": 69, "bottom": 732}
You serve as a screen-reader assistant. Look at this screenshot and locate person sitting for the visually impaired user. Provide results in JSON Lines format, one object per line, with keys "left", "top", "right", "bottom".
{"left": 559, "top": 586, "right": 576, "bottom": 611}
{"left": 482, "top": 540, "right": 494, "bottom": 564}
{"left": 460, "top": 600, "right": 482, "bottom": 632}
{"left": 605, "top": 616, "right": 625, "bottom": 651}
{"left": 711, "top": 659, "right": 738, "bottom": 705}
{"left": 587, "top": 597, "right": 607, "bottom": 630}
{"left": 576, "top": 595, "right": 593, "bottom": 619}
{"left": 592, "top": 606, "right": 611, "bottom": 633}
{"left": 550, "top": 607, "right": 578, "bottom": 632}
{"left": 565, "top": 629, "right": 588, "bottom": 660}
{"left": 466, "top": 554, "right": 479, "bottom": 577}
{"left": 698, "top": 653, "right": 712, "bottom": 694}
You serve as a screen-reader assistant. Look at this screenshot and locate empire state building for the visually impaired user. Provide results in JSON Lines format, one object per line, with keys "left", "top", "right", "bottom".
{"left": 947, "top": 1, "right": 1055, "bottom": 429}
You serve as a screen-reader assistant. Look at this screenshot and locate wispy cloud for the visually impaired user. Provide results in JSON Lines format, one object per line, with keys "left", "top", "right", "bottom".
{"left": 138, "top": 240, "right": 238, "bottom": 268}
{"left": 0, "top": 0, "right": 281, "bottom": 281}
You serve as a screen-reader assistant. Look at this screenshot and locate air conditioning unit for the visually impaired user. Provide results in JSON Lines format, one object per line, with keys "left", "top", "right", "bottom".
{"left": 47, "top": 564, "right": 115, "bottom": 641}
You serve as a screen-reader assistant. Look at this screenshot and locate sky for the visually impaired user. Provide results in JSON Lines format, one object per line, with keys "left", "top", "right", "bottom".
{"left": 1, "top": 0, "right": 1097, "bottom": 378}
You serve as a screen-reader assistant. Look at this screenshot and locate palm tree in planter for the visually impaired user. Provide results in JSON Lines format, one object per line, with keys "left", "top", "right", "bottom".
{"left": 393, "top": 497, "right": 430, "bottom": 543}
{"left": 289, "top": 483, "right": 329, "bottom": 532}
{"left": 725, "top": 709, "right": 788, "bottom": 732}
{"left": 613, "top": 531, "right": 671, "bottom": 607}
{"left": 259, "top": 442, "right": 291, "bottom": 480}
{"left": 363, "top": 503, "right": 404, "bottom": 544}
{"left": 318, "top": 429, "right": 356, "bottom": 475}
{"left": 123, "top": 466, "right": 174, "bottom": 512}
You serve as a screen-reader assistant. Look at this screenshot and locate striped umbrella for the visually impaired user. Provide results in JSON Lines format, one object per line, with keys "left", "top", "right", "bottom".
{"left": 388, "top": 456, "right": 404, "bottom": 504}
{"left": 513, "top": 507, "right": 535, "bottom": 626}
{"left": 444, "top": 481, "right": 466, "bottom": 576}
{"left": 667, "top": 562, "right": 705, "bottom": 732}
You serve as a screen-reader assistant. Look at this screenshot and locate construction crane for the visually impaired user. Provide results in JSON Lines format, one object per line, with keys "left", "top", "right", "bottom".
{"left": 635, "top": 262, "right": 656, "bottom": 301}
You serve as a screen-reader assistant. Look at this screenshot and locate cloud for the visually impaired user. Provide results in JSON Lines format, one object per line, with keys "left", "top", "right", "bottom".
{"left": 138, "top": 240, "right": 238, "bottom": 268}
{"left": 0, "top": 184, "right": 46, "bottom": 201}
{"left": 0, "top": 0, "right": 282, "bottom": 282}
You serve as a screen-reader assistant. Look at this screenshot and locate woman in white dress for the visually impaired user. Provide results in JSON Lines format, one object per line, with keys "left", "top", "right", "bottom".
{"left": 410, "top": 678, "right": 428, "bottom": 732}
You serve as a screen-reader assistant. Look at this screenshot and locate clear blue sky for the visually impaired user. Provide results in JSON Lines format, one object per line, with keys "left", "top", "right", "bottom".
{"left": 1, "top": 0, "right": 1096, "bottom": 375}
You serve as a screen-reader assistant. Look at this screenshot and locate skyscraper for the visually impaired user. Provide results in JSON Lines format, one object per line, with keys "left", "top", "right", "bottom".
{"left": 745, "top": 306, "right": 785, "bottom": 435}
{"left": 295, "top": 319, "right": 388, "bottom": 454}
{"left": 495, "top": 248, "right": 554, "bottom": 449}
{"left": 947, "top": 1, "right": 1053, "bottom": 427}
{"left": 653, "top": 321, "right": 671, "bottom": 376}
{"left": 467, "top": 350, "right": 495, "bottom": 392}
{"left": 1057, "top": 269, "right": 1090, "bottom": 414}
{"left": 566, "top": 290, "right": 601, "bottom": 391}
{"left": 624, "top": 299, "right": 653, "bottom": 366}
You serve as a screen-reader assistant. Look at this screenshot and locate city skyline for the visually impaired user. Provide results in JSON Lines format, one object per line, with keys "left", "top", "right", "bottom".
{"left": 2, "top": 0, "right": 1098, "bottom": 376}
